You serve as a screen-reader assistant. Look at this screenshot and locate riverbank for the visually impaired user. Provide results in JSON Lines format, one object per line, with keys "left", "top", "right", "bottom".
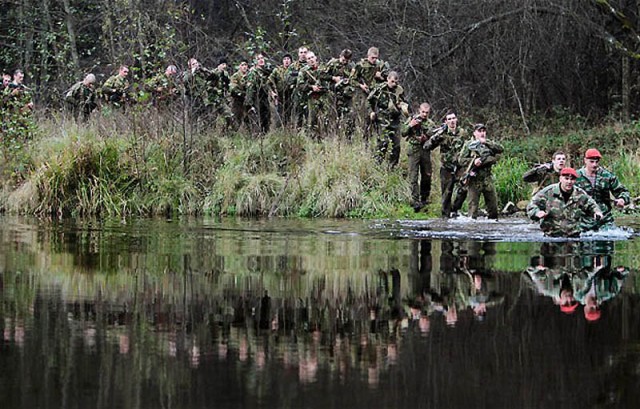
{"left": 1, "top": 110, "right": 639, "bottom": 218}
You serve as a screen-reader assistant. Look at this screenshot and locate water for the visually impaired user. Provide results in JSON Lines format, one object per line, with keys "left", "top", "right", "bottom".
{"left": 1, "top": 215, "right": 640, "bottom": 409}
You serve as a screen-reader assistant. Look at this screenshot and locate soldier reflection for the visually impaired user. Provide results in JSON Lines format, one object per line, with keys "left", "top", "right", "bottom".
{"left": 525, "top": 242, "right": 629, "bottom": 321}
{"left": 420, "top": 241, "right": 503, "bottom": 327}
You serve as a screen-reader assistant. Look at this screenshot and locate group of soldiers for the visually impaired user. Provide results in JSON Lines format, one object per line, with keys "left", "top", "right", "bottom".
{"left": 1, "top": 69, "right": 35, "bottom": 140}
{"left": 524, "top": 148, "right": 631, "bottom": 237}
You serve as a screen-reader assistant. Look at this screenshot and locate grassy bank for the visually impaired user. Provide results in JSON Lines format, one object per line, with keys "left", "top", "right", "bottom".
{"left": 1, "top": 110, "right": 639, "bottom": 218}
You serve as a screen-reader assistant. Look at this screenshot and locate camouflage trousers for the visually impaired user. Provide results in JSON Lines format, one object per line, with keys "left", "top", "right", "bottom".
{"left": 440, "top": 166, "right": 457, "bottom": 218}
{"left": 467, "top": 176, "right": 499, "bottom": 219}
{"left": 407, "top": 143, "right": 432, "bottom": 206}
{"left": 375, "top": 119, "right": 401, "bottom": 168}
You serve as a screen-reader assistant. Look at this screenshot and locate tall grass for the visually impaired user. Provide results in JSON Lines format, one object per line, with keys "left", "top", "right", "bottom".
{"left": 1, "top": 110, "right": 639, "bottom": 218}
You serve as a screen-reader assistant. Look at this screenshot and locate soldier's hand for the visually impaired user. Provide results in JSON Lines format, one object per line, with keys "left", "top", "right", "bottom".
{"left": 369, "top": 112, "right": 376, "bottom": 121}
{"left": 360, "top": 83, "right": 369, "bottom": 93}
{"left": 614, "top": 198, "right": 625, "bottom": 208}
{"left": 473, "top": 158, "right": 482, "bottom": 167}
{"left": 535, "top": 210, "right": 547, "bottom": 219}
{"left": 409, "top": 117, "right": 421, "bottom": 127}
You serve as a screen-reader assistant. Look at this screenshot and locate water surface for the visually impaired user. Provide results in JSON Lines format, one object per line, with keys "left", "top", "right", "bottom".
{"left": 1, "top": 215, "right": 640, "bottom": 409}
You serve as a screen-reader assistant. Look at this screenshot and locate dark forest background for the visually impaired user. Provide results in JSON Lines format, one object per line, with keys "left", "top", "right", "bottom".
{"left": 1, "top": 0, "right": 640, "bottom": 122}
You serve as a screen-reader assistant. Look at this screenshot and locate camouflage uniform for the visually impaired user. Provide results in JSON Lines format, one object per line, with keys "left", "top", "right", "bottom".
{"left": 229, "top": 68, "right": 249, "bottom": 130}
{"left": 456, "top": 138, "right": 504, "bottom": 219}
{"left": 64, "top": 81, "right": 97, "bottom": 119}
{"left": 101, "top": 74, "right": 130, "bottom": 106}
{"left": 268, "top": 64, "right": 294, "bottom": 127}
{"left": 527, "top": 184, "right": 602, "bottom": 237}
{"left": 2, "top": 82, "right": 34, "bottom": 140}
{"left": 144, "top": 72, "right": 180, "bottom": 107}
{"left": 575, "top": 166, "right": 630, "bottom": 230}
{"left": 523, "top": 163, "right": 560, "bottom": 195}
{"left": 182, "top": 66, "right": 211, "bottom": 114}
{"left": 352, "top": 58, "right": 390, "bottom": 93}
{"left": 323, "top": 57, "right": 356, "bottom": 134}
{"left": 297, "top": 64, "right": 329, "bottom": 136}
{"left": 207, "top": 67, "right": 233, "bottom": 127}
{"left": 367, "top": 82, "right": 408, "bottom": 167}
{"left": 424, "top": 126, "right": 467, "bottom": 217}
{"left": 401, "top": 116, "right": 435, "bottom": 207}
{"left": 574, "top": 262, "right": 628, "bottom": 306}
{"left": 289, "top": 60, "right": 307, "bottom": 127}
{"left": 245, "top": 64, "right": 273, "bottom": 133}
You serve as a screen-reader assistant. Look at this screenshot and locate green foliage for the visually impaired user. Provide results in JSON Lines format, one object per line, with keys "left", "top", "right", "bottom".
{"left": 493, "top": 156, "right": 530, "bottom": 205}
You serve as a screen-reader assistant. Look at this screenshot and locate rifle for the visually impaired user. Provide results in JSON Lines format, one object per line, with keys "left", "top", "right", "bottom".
{"left": 459, "top": 150, "right": 480, "bottom": 186}
{"left": 422, "top": 123, "right": 447, "bottom": 150}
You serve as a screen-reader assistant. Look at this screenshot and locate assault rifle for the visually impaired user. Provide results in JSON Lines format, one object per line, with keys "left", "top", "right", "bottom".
{"left": 422, "top": 123, "right": 447, "bottom": 150}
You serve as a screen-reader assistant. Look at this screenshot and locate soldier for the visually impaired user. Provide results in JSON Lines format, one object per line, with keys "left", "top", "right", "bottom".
{"left": 574, "top": 255, "right": 629, "bottom": 322}
{"left": 401, "top": 102, "right": 436, "bottom": 211}
{"left": 527, "top": 167, "right": 603, "bottom": 237}
{"left": 297, "top": 51, "right": 329, "bottom": 137}
{"left": 3, "top": 69, "right": 34, "bottom": 138}
{"left": 268, "top": 53, "right": 294, "bottom": 128}
{"left": 2, "top": 72, "right": 10, "bottom": 90}
{"left": 290, "top": 46, "right": 309, "bottom": 127}
{"left": 523, "top": 151, "right": 567, "bottom": 195}
{"left": 423, "top": 111, "right": 467, "bottom": 218}
{"left": 455, "top": 124, "right": 504, "bottom": 219}
{"left": 145, "top": 65, "right": 180, "bottom": 106}
{"left": 352, "top": 47, "right": 390, "bottom": 95}
{"left": 229, "top": 60, "right": 250, "bottom": 131}
{"left": 575, "top": 148, "right": 630, "bottom": 231}
{"left": 64, "top": 73, "right": 98, "bottom": 120}
{"left": 367, "top": 71, "right": 408, "bottom": 168}
{"left": 182, "top": 57, "right": 211, "bottom": 114}
{"left": 101, "top": 65, "right": 130, "bottom": 106}
{"left": 324, "top": 49, "right": 356, "bottom": 135}
{"left": 245, "top": 53, "right": 273, "bottom": 133}
{"left": 208, "top": 57, "right": 233, "bottom": 128}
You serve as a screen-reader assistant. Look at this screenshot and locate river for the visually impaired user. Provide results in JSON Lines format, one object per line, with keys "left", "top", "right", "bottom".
{"left": 1, "top": 215, "right": 640, "bottom": 408}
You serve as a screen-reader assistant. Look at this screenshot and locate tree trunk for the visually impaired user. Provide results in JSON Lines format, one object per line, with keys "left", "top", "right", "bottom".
{"left": 62, "top": 0, "right": 81, "bottom": 74}
{"left": 622, "top": 54, "right": 629, "bottom": 121}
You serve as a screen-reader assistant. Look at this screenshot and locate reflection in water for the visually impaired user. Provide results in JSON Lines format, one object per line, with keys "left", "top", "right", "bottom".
{"left": 526, "top": 242, "right": 630, "bottom": 322}
{"left": 2, "top": 217, "right": 640, "bottom": 408}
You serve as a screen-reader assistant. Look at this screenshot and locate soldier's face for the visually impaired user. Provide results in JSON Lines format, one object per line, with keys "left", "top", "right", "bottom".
{"left": 256, "top": 55, "right": 266, "bottom": 67}
{"left": 474, "top": 128, "right": 487, "bottom": 142}
{"left": 239, "top": 62, "right": 248, "bottom": 73}
{"left": 2, "top": 75, "right": 10, "bottom": 87}
{"left": 445, "top": 114, "right": 457, "bottom": 130}
{"left": 307, "top": 54, "right": 318, "bottom": 67}
{"left": 14, "top": 72, "right": 23, "bottom": 83}
{"left": 552, "top": 155, "right": 566, "bottom": 171}
{"left": 584, "top": 158, "right": 600, "bottom": 173}
{"left": 387, "top": 76, "right": 398, "bottom": 88}
{"left": 367, "top": 54, "right": 379, "bottom": 64}
{"left": 283, "top": 57, "right": 292, "bottom": 68}
{"left": 559, "top": 175, "right": 576, "bottom": 191}
{"left": 418, "top": 106, "right": 430, "bottom": 119}
{"left": 298, "top": 48, "right": 308, "bottom": 61}
{"left": 120, "top": 67, "right": 129, "bottom": 77}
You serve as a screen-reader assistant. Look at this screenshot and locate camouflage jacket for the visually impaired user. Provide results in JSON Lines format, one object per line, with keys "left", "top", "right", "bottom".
{"left": 65, "top": 81, "right": 96, "bottom": 107}
{"left": 245, "top": 65, "right": 273, "bottom": 107}
{"left": 229, "top": 70, "right": 248, "bottom": 101}
{"left": 423, "top": 127, "right": 467, "bottom": 170}
{"left": 574, "top": 266, "right": 628, "bottom": 305}
{"left": 268, "top": 65, "right": 291, "bottom": 98}
{"left": 456, "top": 138, "right": 504, "bottom": 180}
{"left": 296, "top": 65, "right": 329, "bottom": 99}
{"left": 352, "top": 58, "right": 389, "bottom": 91}
{"left": 367, "top": 83, "right": 407, "bottom": 124}
{"left": 523, "top": 163, "right": 560, "bottom": 195}
{"left": 144, "top": 73, "right": 181, "bottom": 103}
{"left": 575, "top": 166, "right": 630, "bottom": 225}
{"left": 207, "top": 67, "right": 230, "bottom": 105}
{"left": 323, "top": 58, "right": 355, "bottom": 97}
{"left": 400, "top": 116, "right": 436, "bottom": 146}
{"left": 101, "top": 74, "right": 130, "bottom": 102}
{"left": 527, "top": 184, "right": 601, "bottom": 237}
{"left": 3, "top": 82, "right": 33, "bottom": 111}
